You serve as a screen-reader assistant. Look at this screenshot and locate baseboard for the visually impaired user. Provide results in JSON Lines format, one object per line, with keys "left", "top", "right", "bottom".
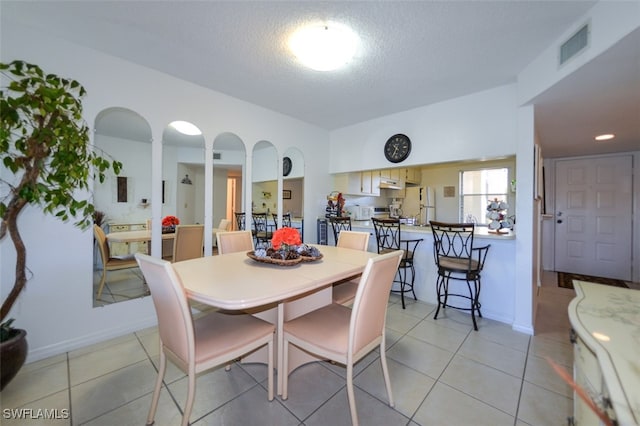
{"left": 25, "top": 316, "right": 158, "bottom": 364}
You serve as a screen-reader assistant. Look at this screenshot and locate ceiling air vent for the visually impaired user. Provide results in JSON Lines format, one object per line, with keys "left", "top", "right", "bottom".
{"left": 213, "top": 152, "right": 222, "bottom": 160}
{"left": 560, "top": 23, "right": 589, "bottom": 66}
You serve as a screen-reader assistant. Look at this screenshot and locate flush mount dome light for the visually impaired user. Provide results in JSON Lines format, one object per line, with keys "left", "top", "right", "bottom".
{"left": 594, "top": 133, "right": 615, "bottom": 141}
{"left": 289, "top": 22, "right": 359, "bottom": 71}
{"left": 170, "top": 121, "right": 202, "bottom": 136}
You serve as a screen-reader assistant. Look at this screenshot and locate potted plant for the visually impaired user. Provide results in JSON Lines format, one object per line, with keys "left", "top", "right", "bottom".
{"left": 0, "top": 60, "right": 121, "bottom": 389}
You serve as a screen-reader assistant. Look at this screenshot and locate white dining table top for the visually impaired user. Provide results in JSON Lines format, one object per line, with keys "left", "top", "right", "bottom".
{"left": 171, "top": 245, "right": 378, "bottom": 311}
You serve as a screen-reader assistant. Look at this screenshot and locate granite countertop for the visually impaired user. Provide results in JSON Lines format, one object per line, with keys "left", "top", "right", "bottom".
{"left": 569, "top": 281, "right": 640, "bottom": 425}
{"left": 350, "top": 220, "right": 515, "bottom": 240}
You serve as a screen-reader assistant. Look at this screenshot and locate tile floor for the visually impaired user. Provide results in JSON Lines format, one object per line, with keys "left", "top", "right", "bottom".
{"left": 3, "top": 274, "right": 579, "bottom": 425}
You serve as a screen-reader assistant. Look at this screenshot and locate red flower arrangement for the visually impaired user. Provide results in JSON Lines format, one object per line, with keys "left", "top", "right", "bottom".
{"left": 162, "top": 215, "right": 180, "bottom": 227}
{"left": 271, "top": 227, "right": 301, "bottom": 250}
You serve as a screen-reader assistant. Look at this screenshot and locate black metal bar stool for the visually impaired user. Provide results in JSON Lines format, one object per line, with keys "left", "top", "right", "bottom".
{"left": 429, "top": 221, "right": 490, "bottom": 330}
{"left": 329, "top": 216, "right": 352, "bottom": 246}
{"left": 372, "top": 218, "right": 423, "bottom": 309}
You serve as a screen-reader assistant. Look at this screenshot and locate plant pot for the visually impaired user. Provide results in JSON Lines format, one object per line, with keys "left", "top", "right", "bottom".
{"left": 0, "top": 329, "right": 28, "bottom": 391}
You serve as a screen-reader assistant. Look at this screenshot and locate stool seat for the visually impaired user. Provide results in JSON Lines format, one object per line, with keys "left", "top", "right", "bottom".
{"left": 372, "top": 218, "right": 423, "bottom": 309}
{"left": 430, "top": 221, "right": 490, "bottom": 330}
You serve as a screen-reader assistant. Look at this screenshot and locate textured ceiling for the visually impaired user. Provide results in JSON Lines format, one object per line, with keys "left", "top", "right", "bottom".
{"left": 2, "top": 1, "right": 638, "bottom": 157}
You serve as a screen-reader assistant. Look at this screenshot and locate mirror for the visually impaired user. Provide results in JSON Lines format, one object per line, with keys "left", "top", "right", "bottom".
{"left": 213, "top": 132, "right": 245, "bottom": 235}
{"left": 252, "top": 141, "right": 278, "bottom": 242}
{"left": 161, "top": 121, "right": 206, "bottom": 259}
{"left": 282, "top": 147, "right": 304, "bottom": 239}
{"left": 93, "top": 107, "right": 152, "bottom": 307}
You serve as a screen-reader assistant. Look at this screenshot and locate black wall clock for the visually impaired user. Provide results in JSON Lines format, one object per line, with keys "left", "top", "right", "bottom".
{"left": 283, "top": 156, "right": 292, "bottom": 177}
{"left": 384, "top": 134, "right": 411, "bottom": 163}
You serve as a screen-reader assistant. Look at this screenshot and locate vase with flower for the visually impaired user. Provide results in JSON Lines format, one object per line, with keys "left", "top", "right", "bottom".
{"left": 161, "top": 215, "right": 180, "bottom": 233}
{"left": 249, "top": 227, "right": 322, "bottom": 265}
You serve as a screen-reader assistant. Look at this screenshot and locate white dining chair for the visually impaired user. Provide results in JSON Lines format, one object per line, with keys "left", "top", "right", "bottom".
{"left": 282, "top": 250, "right": 403, "bottom": 426}
{"left": 135, "top": 253, "right": 275, "bottom": 426}
{"left": 216, "top": 230, "right": 254, "bottom": 254}
{"left": 172, "top": 224, "right": 204, "bottom": 262}
{"left": 332, "top": 230, "right": 370, "bottom": 305}
{"left": 212, "top": 218, "right": 232, "bottom": 248}
{"left": 93, "top": 224, "right": 139, "bottom": 300}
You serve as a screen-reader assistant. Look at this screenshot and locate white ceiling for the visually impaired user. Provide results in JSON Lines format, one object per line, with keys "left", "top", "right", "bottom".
{"left": 3, "top": 1, "right": 638, "bottom": 157}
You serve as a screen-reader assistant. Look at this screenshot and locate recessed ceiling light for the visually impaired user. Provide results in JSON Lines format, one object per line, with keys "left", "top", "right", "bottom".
{"left": 170, "top": 121, "right": 202, "bottom": 136}
{"left": 594, "top": 133, "right": 615, "bottom": 141}
{"left": 289, "top": 22, "right": 359, "bottom": 71}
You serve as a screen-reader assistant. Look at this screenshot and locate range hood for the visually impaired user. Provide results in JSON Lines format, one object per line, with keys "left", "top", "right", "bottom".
{"left": 379, "top": 178, "right": 402, "bottom": 190}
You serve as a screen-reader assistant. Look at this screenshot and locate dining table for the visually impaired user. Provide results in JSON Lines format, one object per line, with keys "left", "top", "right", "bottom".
{"left": 170, "top": 244, "right": 379, "bottom": 395}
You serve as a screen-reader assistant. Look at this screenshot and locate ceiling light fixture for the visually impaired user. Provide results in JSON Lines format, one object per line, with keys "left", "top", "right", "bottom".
{"left": 594, "top": 133, "right": 615, "bottom": 141}
{"left": 289, "top": 22, "right": 359, "bottom": 71}
{"left": 170, "top": 121, "right": 202, "bottom": 136}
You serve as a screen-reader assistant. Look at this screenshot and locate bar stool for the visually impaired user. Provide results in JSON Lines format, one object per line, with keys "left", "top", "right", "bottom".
{"left": 429, "top": 221, "right": 490, "bottom": 330}
{"left": 372, "top": 218, "right": 423, "bottom": 309}
{"left": 329, "top": 216, "right": 351, "bottom": 246}
{"left": 252, "top": 212, "right": 273, "bottom": 248}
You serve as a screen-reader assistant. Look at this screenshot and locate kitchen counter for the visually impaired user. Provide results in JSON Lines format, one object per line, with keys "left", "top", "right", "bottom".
{"left": 335, "top": 220, "right": 518, "bottom": 325}
{"left": 350, "top": 220, "right": 515, "bottom": 240}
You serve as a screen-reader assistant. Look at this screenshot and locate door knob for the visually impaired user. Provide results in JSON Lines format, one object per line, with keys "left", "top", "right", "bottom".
{"left": 557, "top": 220, "right": 563, "bottom": 224}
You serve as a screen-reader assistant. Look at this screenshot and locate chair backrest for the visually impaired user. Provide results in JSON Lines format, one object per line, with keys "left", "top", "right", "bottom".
{"left": 429, "top": 221, "right": 475, "bottom": 258}
{"left": 93, "top": 224, "right": 110, "bottom": 265}
{"left": 172, "top": 224, "right": 205, "bottom": 262}
{"left": 252, "top": 213, "right": 269, "bottom": 233}
{"left": 271, "top": 213, "right": 292, "bottom": 230}
{"left": 234, "top": 212, "right": 246, "bottom": 230}
{"left": 329, "top": 216, "right": 352, "bottom": 245}
{"left": 337, "top": 230, "right": 369, "bottom": 251}
{"left": 216, "top": 230, "right": 255, "bottom": 254}
{"left": 135, "top": 253, "right": 194, "bottom": 364}
{"left": 217, "top": 218, "right": 232, "bottom": 231}
{"left": 349, "top": 250, "right": 403, "bottom": 355}
{"left": 371, "top": 218, "right": 401, "bottom": 252}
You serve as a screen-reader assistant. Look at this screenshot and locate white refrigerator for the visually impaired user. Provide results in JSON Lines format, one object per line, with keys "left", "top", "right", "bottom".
{"left": 403, "top": 186, "right": 435, "bottom": 225}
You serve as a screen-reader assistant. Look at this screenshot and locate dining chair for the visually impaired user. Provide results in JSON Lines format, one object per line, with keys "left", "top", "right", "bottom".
{"left": 234, "top": 212, "right": 246, "bottom": 230}
{"left": 429, "top": 221, "right": 491, "bottom": 330}
{"left": 135, "top": 254, "right": 275, "bottom": 426}
{"left": 216, "top": 230, "right": 255, "bottom": 254}
{"left": 172, "top": 224, "right": 205, "bottom": 262}
{"left": 282, "top": 250, "right": 403, "bottom": 426}
{"left": 329, "top": 216, "right": 352, "bottom": 246}
{"left": 371, "top": 218, "right": 423, "bottom": 309}
{"left": 332, "top": 231, "right": 370, "bottom": 305}
{"left": 212, "top": 218, "right": 232, "bottom": 247}
{"left": 252, "top": 212, "right": 273, "bottom": 248}
{"left": 93, "top": 224, "right": 140, "bottom": 300}
{"left": 271, "top": 212, "right": 293, "bottom": 230}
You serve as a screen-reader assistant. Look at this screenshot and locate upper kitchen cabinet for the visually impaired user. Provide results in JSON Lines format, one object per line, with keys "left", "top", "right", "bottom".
{"left": 333, "top": 171, "right": 380, "bottom": 196}
{"left": 404, "top": 167, "right": 421, "bottom": 186}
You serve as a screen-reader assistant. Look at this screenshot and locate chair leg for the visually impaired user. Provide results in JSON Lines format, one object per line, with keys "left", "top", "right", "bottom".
{"left": 469, "top": 282, "right": 478, "bottom": 331}
{"left": 147, "top": 350, "right": 167, "bottom": 425}
{"left": 433, "top": 274, "right": 445, "bottom": 320}
{"left": 182, "top": 369, "right": 196, "bottom": 426}
{"left": 96, "top": 269, "right": 107, "bottom": 299}
{"left": 267, "top": 338, "right": 274, "bottom": 401}
{"left": 346, "top": 362, "right": 359, "bottom": 426}
{"left": 379, "top": 341, "right": 394, "bottom": 408}
{"left": 282, "top": 338, "right": 289, "bottom": 400}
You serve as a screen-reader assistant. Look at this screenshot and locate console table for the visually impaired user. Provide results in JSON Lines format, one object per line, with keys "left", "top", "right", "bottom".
{"left": 568, "top": 281, "right": 639, "bottom": 425}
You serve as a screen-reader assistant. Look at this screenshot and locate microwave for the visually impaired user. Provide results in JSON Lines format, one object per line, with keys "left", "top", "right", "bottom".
{"left": 354, "top": 206, "right": 374, "bottom": 220}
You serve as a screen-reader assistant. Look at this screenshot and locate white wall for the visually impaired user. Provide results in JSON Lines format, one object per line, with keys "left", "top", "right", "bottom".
{"left": 330, "top": 84, "right": 518, "bottom": 173}
{"left": 1, "top": 20, "right": 329, "bottom": 361}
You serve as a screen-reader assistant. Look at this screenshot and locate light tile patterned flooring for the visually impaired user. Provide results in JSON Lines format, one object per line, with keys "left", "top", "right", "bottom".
{"left": 3, "top": 274, "right": 577, "bottom": 425}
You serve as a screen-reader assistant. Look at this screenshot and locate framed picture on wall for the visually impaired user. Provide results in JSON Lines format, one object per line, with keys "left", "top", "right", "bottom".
{"left": 283, "top": 190, "right": 292, "bottom": 199}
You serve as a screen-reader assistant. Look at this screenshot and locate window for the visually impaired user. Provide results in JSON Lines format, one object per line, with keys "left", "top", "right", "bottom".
{"left": 460, "top": 167, "right": 509, "bottom": 225}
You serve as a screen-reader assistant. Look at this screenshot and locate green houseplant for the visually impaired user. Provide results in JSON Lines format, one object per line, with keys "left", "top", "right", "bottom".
{"left": 0, "top": 60, "right": 121, "bottom": 389}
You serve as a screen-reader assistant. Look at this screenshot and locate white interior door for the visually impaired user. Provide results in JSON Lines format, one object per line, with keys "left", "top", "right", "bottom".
{"left": 554, "top": 155, "right": 632, "bottom": 280}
